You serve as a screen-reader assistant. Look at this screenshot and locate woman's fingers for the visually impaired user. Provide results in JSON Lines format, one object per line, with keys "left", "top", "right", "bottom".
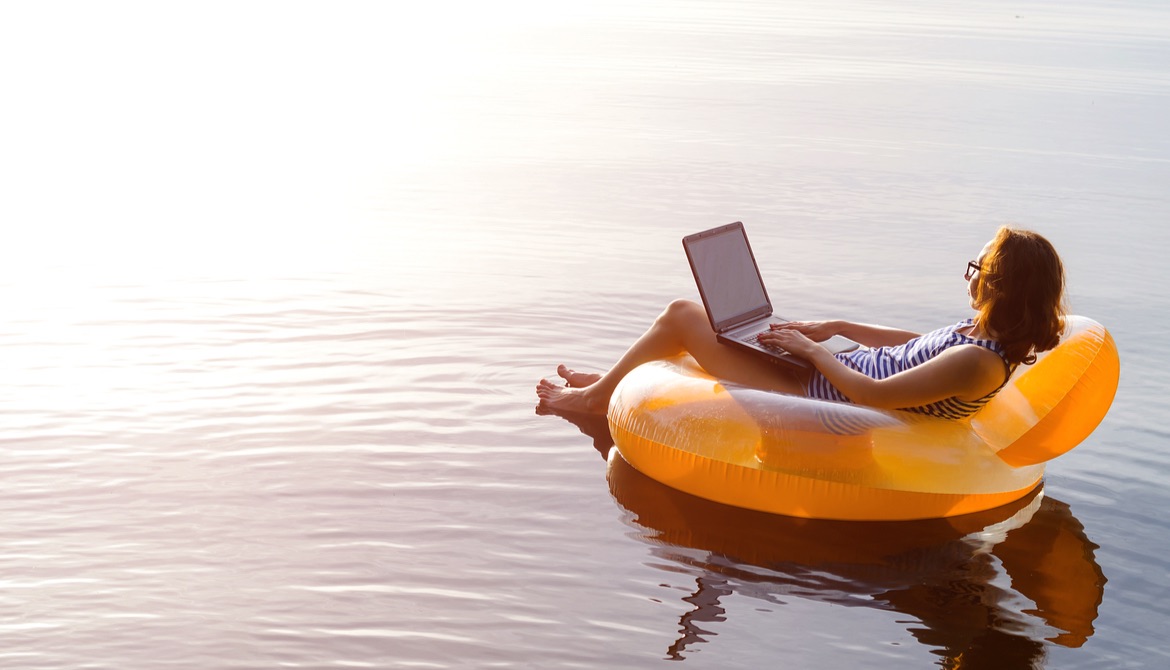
{"left": 761, "top": 328, "right": 820, "bottom": 358}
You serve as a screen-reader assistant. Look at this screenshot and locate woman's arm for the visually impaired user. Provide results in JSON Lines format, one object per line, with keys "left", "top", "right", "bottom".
{"left": 760, "top": 329, "right": 1006, "bottom": 410}
{"left": 775, "top": 320, "right": 920, "bottom": 348}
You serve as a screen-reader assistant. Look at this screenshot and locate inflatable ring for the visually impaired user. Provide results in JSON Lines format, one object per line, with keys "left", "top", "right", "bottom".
{"left": 607, "top": 315, "right": 1120, "bottom": 520}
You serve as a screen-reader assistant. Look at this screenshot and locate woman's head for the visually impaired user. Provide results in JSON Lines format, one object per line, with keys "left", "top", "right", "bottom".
{"left": 969, "top": 226, "right": 1067, "bottom": 365}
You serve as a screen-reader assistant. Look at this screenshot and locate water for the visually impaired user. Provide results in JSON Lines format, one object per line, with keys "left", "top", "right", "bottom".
{"left": 2, "top": 1, "right": 1168, "bottom": 667}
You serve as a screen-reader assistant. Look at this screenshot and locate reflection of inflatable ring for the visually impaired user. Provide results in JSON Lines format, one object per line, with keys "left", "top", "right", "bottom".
{"left": 607, "top": 315, "right": 1119, "bottom": 520}
{"left": 605, "top": 452, "right": 1105, "bottom": 651}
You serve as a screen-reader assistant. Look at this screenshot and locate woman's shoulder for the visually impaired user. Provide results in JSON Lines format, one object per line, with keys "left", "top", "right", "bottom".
{"left": 954, "top": 320, "right": 1008, "bottom": 355}
{"left": 919, "top": 322, "right": 1009, "bottom": 377}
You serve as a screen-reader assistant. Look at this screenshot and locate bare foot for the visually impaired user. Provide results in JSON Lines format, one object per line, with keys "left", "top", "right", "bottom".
{"left": 536, "top": 378, "right": 607, "bottom": 415}
{"left": 557, "top": 364, "right": 602, "bottom": 388}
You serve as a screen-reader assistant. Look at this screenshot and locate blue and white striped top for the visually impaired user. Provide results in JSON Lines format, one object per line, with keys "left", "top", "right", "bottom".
{"left": 805, "top": 319, "right": 1012, "bottom": 420}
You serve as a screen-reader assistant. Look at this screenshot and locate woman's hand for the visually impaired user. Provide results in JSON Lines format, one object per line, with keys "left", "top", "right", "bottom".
{"left": 769, "top": 320, "right": 840, "bottom": 342}
{"left": 757, "top": 324, "right": 826, "bottom": 360}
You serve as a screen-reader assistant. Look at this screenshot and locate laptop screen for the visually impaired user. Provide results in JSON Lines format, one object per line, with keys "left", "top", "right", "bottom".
{"left": 685, "top": 223, "right": 770, "bottom": 329}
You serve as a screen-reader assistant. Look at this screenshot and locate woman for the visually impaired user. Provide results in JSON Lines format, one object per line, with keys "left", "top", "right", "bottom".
{"left": 537, "top": 226, "right": 1066, "bottom": 418}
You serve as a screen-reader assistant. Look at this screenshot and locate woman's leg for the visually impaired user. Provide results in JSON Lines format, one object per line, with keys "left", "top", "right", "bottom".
{"left": 537, "top": 299, "right": 806, "bottom": 414}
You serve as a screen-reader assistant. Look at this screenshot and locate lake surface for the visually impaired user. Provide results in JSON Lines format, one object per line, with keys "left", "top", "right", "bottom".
{"left": 2, "top": 1, "right": 1169, "bottom": 667}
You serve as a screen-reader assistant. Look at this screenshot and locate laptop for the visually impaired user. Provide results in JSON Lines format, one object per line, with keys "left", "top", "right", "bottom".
{"left": 683, "top": 221, "right": 859, "bottom": 368}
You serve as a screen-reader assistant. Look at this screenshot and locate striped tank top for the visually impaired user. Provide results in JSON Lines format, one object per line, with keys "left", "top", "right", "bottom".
{"left": 805, "top": 319, "right": 1012, "bottom": 420}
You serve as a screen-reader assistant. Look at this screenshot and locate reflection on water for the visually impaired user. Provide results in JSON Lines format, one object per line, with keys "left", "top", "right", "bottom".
{"left": 548, "top": 409, "right": 1105, "bottom": 667}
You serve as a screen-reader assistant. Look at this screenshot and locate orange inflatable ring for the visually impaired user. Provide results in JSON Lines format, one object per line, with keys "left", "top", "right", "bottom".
{"left": 607, "top": 315, "right": 1120, "bottom": 520}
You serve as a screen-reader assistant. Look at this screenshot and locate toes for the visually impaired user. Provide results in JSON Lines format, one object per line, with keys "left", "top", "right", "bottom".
{"left": 557, "top": 365, "right": 578, "bottom": 384}
{"left": 537, "top": 378, "right": 566, "bottom": 401}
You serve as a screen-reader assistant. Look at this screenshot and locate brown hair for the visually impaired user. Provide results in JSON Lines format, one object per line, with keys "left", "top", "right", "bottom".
{"left": 972, "top": 226, "right": 1067, "bottom": 366}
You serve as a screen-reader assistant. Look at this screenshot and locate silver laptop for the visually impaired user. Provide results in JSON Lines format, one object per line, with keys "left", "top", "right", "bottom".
{"left": 683, "top": 221, "right": 859, "bottom": 368}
